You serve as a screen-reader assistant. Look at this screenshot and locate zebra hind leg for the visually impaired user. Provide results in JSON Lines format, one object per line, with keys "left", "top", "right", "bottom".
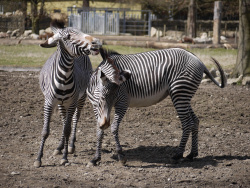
{"left": 172, "top": 114, "right": 192, "bottom": 161}
{"left": 169, "top": 79, "right": 199, "bottom": 163}
{"left": 186, "top": 109, "right": 199, "bottom": 161}
{"left": 69, "top": 93, "right": 86, "bottom": 154}
{"left": 172, "top": 108, "right": 199, "bottom": 162}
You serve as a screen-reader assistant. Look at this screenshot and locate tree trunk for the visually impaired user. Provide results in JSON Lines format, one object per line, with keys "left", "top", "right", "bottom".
{"left": 213, "top": 1, "right": 222, "bottom": 45}
{"left": 20, "top": 0, "right": 27, "bottom": 17}
{"left": 232, "top": 0, "right": 250, "bottom": 77}
{"left": 187, "top": 0, "right": 196, "bottom": 38}
{"left": 31, "top": 0, "right": 39, "bottom": 34}
{"left": 83, "top": 0, "right": 89, "bottom": 9}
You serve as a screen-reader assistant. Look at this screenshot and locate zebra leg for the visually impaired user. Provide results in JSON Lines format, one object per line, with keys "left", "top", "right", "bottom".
{"left": 111, "top": 104, "right": 128, "bottom": 165}
{"left": 186, "top": 108, "right": 199, "bottom": 161}
{"left": 34, "top": 103, "right": 53, "bottom": 167}
{"left": 169, "top": 79, "right": 199, "bottom": 162}
{"left": 69, "top": 93, "right": 86, "bottom": 154}
{"left": 60, "top": 107, "right": 75, "bottom": 165}
{"left": 53, "top": 105, "right": 66, "bottom": 156}
{"left": 172, "top": 112, "right": 193, "bottom": 161}
{"left": 90, "top": 126, "right": 104, "bottom": 166}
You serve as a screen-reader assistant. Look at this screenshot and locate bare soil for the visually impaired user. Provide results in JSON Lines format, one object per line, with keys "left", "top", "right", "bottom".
{"left": 0, "top": 71, "right": 249, "bottom": 188}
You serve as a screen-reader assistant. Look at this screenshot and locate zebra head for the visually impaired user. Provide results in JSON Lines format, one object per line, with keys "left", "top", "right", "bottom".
{"left": 93, "top": 49, "right": 131, "bottom": 130}
{"left": 40, "top": 19, "right": 101, "bottom": 56}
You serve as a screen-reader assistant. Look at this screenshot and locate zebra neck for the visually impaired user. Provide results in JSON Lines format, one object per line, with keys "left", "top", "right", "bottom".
{"left": 55, "top": 47, "right": 75, "bottom": 79}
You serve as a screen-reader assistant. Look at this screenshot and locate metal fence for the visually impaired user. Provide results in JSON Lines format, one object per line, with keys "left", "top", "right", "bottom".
{"left": 69, "top": 11, "right": 119, "bottom": 35}
{"left": 68, "top": 9, "right": 153, "bottom": 36}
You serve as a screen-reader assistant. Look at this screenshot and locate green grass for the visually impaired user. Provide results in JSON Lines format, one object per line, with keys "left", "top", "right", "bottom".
{"left": 0, "top": 45, "right": 56, "bottom": 67}
{"left": 0, "top": 44, "right": 237, "bottom": 70}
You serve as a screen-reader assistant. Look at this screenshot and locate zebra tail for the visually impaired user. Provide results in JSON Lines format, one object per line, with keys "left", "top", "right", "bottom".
{"left": 204, "top": 57, "right": 227, "bottom": 88}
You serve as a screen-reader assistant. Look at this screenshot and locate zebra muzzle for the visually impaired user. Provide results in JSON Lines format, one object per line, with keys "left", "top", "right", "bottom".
{"left": 99, "top": 117, "right": 110, "bottom": 130}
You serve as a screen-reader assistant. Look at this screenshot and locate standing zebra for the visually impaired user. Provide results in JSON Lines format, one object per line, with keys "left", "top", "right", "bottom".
{"left": 87, "top": 48, "right": 227, "bottom": 166}
{"left": 34, "top": 20, "right": 101, "bottom": 168}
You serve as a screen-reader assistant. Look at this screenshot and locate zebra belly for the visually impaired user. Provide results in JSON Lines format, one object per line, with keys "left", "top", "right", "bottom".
{"left": 128, "top": 88, "right": 169, "bottom": 107}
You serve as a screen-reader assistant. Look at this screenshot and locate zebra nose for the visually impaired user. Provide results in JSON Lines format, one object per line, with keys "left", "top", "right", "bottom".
{"left": 99, "top": 117, "right": 110, "bottom": 130}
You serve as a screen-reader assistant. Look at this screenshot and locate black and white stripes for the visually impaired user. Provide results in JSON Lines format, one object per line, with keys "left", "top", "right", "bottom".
{"left": 87, "top": 47, "right": 227, "bottom": 165}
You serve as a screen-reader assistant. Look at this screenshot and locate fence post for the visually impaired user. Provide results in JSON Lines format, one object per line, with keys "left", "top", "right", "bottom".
{"left": 116, "top": 13, "right": 120, "bottom": 35}
{"left": 104, "top": 12, "right": 106, "bottom": 35}
{"left": 123, "top": 11, "right": 126, "bottom": 34}
{"left": 148, "top": 11, "right": 151, "bottom": 36}
{"left": 213, "top": 1, "right": 222, "bottom": 45}
{"left": 163, "top": 24, "right": 166, "bottom": 37}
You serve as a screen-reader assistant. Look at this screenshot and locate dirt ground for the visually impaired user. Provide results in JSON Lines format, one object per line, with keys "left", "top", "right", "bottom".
{"left": 0, "top": 70, "right": 249, "bottom": 188}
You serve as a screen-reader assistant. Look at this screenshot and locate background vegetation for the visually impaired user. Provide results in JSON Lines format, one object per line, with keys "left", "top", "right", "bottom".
{"left": 0, "top": 44, "right": 237, "bottom": 70}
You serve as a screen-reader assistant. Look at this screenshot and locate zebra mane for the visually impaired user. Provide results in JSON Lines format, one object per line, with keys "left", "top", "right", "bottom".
{"left": 50, "top": 19, "right": 65, "bottom": 30}
{"left": 98, "top": 47, "right": 121, "bottom": 85}
{"left": 100, "top": 47, "right": 120, "bottom": 61}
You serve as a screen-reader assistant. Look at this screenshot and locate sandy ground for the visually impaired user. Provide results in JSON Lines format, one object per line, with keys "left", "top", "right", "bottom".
{"left": 0, "top": 71, "right": 249, "bottom": 188}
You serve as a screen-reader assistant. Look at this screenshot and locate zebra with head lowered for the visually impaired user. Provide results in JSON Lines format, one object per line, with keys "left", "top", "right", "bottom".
{"left": 87, "top": 47, "right": 227, "bottom": 166}
{"left": 34, "top": 20, "right": 102, "bottom": 168}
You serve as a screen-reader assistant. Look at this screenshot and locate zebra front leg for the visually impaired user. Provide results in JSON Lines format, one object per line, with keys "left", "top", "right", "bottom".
{"left": 34, "top": 104, "right": 52, "bottom": 167}
{"left": 60, "top": 108, "right": 74, "bottom": 165}
{"left": 89, "top": 126, "right": 104, "bottom": 166}
{"left": 111, "top": 105, "right": 128, "bottom": 165}
{"left": 53, "top": 105, "right": 66, "bottom": 156}
{"left": 69, "top": 94, "right": 86, "bottom": 154}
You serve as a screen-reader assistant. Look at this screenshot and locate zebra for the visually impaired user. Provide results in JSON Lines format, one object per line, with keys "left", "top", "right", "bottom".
{"left": 87, "top": 47, "right": 227, "bottom": 166}
{"left": 34, "top": 19, "right": 102, "bottom": 168}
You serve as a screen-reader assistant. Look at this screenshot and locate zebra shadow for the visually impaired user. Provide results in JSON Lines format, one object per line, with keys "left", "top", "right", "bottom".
{"left": 121, "top": 145, "right": 250, "bottom": 169}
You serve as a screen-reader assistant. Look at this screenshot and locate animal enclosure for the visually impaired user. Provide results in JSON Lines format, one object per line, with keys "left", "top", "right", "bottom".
{"left": 0, "top": 70, "right": 249, "bottom": 187}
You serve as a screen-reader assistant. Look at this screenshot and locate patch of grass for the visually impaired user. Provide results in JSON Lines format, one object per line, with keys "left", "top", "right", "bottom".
{"left": 0, "top": 44, "right": 237, "bottom": 70}
{"left": 0, "top": 45, "right": 56, "bottom": 68}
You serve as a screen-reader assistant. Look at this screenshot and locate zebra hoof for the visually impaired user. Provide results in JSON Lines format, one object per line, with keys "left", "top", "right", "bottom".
{"left": 185, "top": 152, "right": 198, "bottom": 161}
{"left": 60, "top": 159, "right": 68, "bottom": 166}
{"left": 86, "top": 161, "right": 96, "bottom": 167}
{"left": 68, "top": 146, "right": 75, "bottom": 154}
{"left": 34, "top": 160, "right": 42, "bottom": 168}
{"left": 171, "top": 153, "right": 184, "bottom": 163}
{"left": 118, "top": 155, "right": 127, "bottom": 166}
{"left": 88, "top": 158, "right": 100, "bottom": 166}
{"left": 53, "top": 149, "right": 62, "bottom": 156}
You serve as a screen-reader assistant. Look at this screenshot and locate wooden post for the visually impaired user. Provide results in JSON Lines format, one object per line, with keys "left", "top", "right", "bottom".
{"left": 163, "top": 24, "right": 166, "bottom": 37}
{"left": 213, "top": 1, "right": 222, "bottom": 45}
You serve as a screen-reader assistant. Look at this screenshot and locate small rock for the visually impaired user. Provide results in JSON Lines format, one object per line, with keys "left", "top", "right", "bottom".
{"left": 11, "top": 29, "right": 21, "bottom": 37}
{"left": 23, "top": 30, "right": 32, "bottom": 37}
{"left": 30, "top": 33, "right": 39, "bottom": 40}
{"left": 65, "top": 162, "right": 70, "bottom": 166}
{"left": 11, "top": 171, "right": 20, "bottom": 175}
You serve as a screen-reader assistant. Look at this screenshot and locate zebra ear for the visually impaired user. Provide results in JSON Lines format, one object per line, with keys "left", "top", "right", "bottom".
{"left": 40, "top": 33, "right": 60, "bottom": 48}
{"left": 119, "top": 70, "right": 131, "bottom": 82}
{"left": 40, "top": 40, "right": 57, "bottom": 48}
